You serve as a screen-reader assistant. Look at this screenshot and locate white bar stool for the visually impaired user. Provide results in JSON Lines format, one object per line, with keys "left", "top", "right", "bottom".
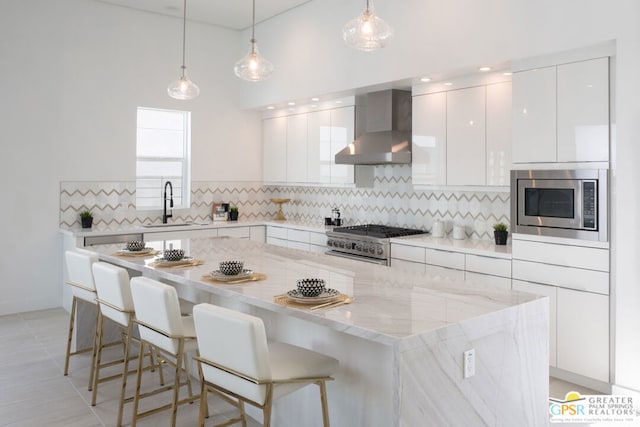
{"left": 192, "top": 303, "right": 339, "bottom": 427}
{"left": 64, "top": 249, "right": 100, "bottom": 390}
{"left": 91, "top": 262, "right": 164, "bottom": 426}
{"left": 130, "top": 276, "right": 201, "bottom": 427}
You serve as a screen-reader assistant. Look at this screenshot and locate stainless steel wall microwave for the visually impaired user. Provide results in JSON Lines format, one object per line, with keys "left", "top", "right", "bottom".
{"left": 510, "top": 169, "right": 608, "bottom": 241}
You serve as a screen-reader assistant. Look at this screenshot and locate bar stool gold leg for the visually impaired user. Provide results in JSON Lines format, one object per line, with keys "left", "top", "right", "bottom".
{"left": 63, "top": 296, "right": 77, "bottom": 376}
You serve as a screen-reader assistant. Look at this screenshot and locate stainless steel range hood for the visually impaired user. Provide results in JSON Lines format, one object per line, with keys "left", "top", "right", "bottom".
{"left": 335, "top": 89, "right": 412, "bottom": 165}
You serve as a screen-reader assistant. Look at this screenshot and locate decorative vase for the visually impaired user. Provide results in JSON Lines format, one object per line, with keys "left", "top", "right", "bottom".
{"left": 494, "top": 230, "right": 508, "bottom": 245}
{"left": 81, "top": 217, "right": 93, "bottom": 229}
{"left": 228, "top": 211, "right": 239, "bottom": 221}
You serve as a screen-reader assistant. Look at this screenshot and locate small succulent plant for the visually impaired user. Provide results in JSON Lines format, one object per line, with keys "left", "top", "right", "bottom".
{"left": 493, "top": 222, "right": 508, "bottom": 232}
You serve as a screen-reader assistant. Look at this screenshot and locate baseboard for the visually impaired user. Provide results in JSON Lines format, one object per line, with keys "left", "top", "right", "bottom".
{"left": 550, "top": 367, "right": 611, "bottom": 394}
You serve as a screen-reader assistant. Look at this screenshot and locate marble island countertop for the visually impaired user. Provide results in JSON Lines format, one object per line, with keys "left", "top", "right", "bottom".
{"left": 92, "top": 237, "right": 533, "bottom": 344}
{"left": 79, "top": 236, "right": 548, "bottom": 426}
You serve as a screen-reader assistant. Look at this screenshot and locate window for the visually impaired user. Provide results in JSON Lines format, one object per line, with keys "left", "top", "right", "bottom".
{"left": 136, "top": 107, "right": 191, "bottom": 209}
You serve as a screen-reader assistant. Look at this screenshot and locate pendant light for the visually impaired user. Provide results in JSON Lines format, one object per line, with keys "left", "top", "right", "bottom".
{"left": 167, "top": 0, "right": 200, "bottom": 100}
{"left": 342, "top": 0, "right": 393, "bottom": 52}
{"left": 234, "top": 0, "right": 274, "bottom": 82}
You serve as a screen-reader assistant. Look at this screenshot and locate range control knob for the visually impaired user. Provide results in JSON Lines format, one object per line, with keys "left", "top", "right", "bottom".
{"left": 376, "top": 245, "right": 384, "bottom": 255}
{"left": 355, "top": 243, "right": 362, "bottom": 251}
{"left": 368, "top": 246, "right": 375, "bottom": 254}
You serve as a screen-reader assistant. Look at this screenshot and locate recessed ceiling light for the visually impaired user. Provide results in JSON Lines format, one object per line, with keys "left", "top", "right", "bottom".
{"left": 503, "top": 72, "right": 513, "bottom": 76}
{"left": 288, "top": 102, "right": 296, "bottom": 106}
{"left": 311, "top": 97, "right": 320, "bottom": 102}
{"left": 479, "top": 66, "right": 491, "bottom": 72}
{"left": 335, "top": 100, "right": 343, "bottom": 104}
{"left": 288, "top": 108, "right": 295, "bottom": 111}
{"left": 420, "top": 77, "right": 431, "bottom": 82}
{"left": 266, "top": 106, "right": 275, "bottom": 110}
{"left": 444, "top": 82, "right": 453, "bottom": 86}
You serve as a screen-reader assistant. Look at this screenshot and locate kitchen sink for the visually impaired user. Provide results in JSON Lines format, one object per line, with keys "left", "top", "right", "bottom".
{"left": 142, "top": 222, "right": 202, "bottom": 228}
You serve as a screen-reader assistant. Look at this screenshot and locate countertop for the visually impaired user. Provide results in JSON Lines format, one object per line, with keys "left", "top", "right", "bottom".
{"left": 390, "top": 234, "right": 512, "bottom": 258}
{"left": 91, "top": 237, "right": 536, "bottom": 345}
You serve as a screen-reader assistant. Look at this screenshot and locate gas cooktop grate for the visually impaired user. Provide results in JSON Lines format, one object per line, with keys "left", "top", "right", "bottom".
{"left": 332, "top": 224, "right": 426, "bottom": 239}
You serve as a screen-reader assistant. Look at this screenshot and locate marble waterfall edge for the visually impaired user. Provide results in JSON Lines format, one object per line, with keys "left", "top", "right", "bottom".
{"left": 398, "top": 298, "right": 549, "bottom": 427}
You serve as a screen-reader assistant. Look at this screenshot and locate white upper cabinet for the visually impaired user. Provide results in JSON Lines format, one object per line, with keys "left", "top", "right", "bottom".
{"left": 263, "top": 100, "right": 354, "bottom": 186}
{"left": 329, "top": 106, "right": 355, "bottom": 184}
{"left": 512, "top": 57, "right": 609, "bottom": 164}
{"left": 307, "top": 109, "right": 331, "bottom": 184}
{"left": 557, "top": 57, "right": 610, "bottom": 162}
{"left": 446, "top": 86, "right": 486, "bottom": 186}
{"left": 411, "top": 92, "right": 447, "bottom": 186}
{"left": 512, "top": 66, "right": 557, "bottom": 163}
{"left": 486, "top": 82, "right": 512, "bottom": 186}
{"left": 412, "top": 77, "right": 511, "bottom": 188}
{"left": 262, "top": 116, "right": 287, "bottom": 183}
{"left": 286, "top": 113, "right": 308, "bottom": 183}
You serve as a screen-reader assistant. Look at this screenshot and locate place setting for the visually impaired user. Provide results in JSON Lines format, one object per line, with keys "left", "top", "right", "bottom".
{"left": 113, "top": 240, "right": 160, "bottom": 257}
{"left": 202, "top": 260, "right": 267, "bottom": 284}
{"left": 148, "top": 248, "right": 204, "bottom": 268}
{"left": 274, "top": 278, "right": 353, "bottom": 311}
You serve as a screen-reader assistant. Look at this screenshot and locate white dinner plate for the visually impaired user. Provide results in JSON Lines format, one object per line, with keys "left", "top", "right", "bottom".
{"left": 152, "top": 256, "right": 194, "bottom": 266}
{"left": 209, "top": 269, "right": 253, "bottom": 281}
{"left": 286, "top": 288, "right": 340, "bottom": 304}
{"left": 118, "top": 248, "right": 154, "bottom": 255}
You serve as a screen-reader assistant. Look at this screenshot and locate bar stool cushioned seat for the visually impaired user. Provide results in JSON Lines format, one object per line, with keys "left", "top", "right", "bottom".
{"left": 193, "top": 303, "right": 339, "bottom": 427}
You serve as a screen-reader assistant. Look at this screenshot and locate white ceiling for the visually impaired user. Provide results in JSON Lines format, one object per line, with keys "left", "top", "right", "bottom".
{"left": 95, "top": 0, "right": 313, "bottom": 30}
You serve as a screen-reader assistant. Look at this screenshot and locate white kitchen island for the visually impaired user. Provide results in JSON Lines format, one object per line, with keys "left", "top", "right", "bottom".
{"left": 87, "top": 236, "right": 548, "bottom": 427}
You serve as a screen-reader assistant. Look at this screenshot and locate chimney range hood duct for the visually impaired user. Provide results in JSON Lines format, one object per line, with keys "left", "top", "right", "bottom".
{"left": 335, "top": 89, "right": 412, "bottom": 165}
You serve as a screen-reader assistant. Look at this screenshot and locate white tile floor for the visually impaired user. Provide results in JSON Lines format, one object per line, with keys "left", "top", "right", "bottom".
{"left": 0, "top": 308, "right": 625, "bottom": 427}
{"left": 0, "top": 308, "right": 260, "bottom": 427}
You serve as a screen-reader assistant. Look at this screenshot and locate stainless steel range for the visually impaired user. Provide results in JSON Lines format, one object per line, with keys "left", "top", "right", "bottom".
{"left": 326, "top": 224, "right": 427, "bottom": 265}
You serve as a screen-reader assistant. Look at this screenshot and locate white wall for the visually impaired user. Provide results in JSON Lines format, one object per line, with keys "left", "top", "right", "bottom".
{"left": 0, "top": 0, "right": 261, "bottom": 314}
{"left": 236, "top": 0, "right": 640, "bottom": 399}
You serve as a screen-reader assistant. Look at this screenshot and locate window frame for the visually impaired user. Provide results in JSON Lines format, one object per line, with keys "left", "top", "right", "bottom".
{"left": 135, "top": 106, "right": 191, "bottom": 211}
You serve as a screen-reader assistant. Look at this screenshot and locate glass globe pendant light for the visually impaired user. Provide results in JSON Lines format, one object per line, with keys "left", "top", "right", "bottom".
{"left": 342, "top": 0, "right": 393, "bottom": 52}
{"left": 234, "top": 0, "right": 274, "bottom": 82}
{"left": 167, "top": 0, "right": 200, "bottom": 100}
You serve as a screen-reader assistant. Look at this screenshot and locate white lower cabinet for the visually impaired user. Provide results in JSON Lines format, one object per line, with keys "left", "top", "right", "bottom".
{"left": 513, "top": 280, "right": 557, "bottom": 367}
{"left": 512, "top": 235, "right": 610, "bottom": 384}
{"left": 249, "top": 226, "right": 266, "bottom": 242}
{"left": 218, "top": 227, "right": 250, "bottom": 239}
{"left": 266, "top": 226, "right": 328, "bottom": 253}
{"left": 557, "top": 288, "right": 609, "bottom": 382}
{"left": 465, "top": 272, "right": 511, "bottom": 291}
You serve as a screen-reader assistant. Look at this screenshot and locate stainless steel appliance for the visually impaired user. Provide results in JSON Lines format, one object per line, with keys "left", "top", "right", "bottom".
{"left": 326, "top": 224, "right": 426, "bottom": 265}
{"left": 511, "top": 169, "right": 608, "bottom": 241}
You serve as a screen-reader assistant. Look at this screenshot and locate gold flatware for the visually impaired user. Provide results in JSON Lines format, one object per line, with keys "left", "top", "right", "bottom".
{"left": 310, "top": 296, "right": 353, "bottom": 311}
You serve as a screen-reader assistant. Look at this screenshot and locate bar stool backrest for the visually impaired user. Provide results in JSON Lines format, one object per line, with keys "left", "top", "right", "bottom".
{"left": 92, "top": 262, "right": 133, "bottom": 327}
{"left": 65, "top": 250, "right": 99, "bottom": 302}
{"left": 130, "top": 276, "right": 185, "bottom": 354}
{"left": 193, "top": 303, "right": 272, "bottom": 405}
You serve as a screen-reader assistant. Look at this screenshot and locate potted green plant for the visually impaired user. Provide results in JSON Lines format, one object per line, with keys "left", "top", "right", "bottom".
{"left": 493, "top": 222, "right": 508, "bottom": 245}
{"left": 228, "top": 206, "right": 239, "bottom": 221}
{"left": 79, "top": 210, "right": 93, "bottom": 229}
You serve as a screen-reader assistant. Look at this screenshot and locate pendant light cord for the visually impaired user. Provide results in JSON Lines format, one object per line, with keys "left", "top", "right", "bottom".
{"left": 181, "top": 0, "right": 187, "bottom": 75}
{"left": 250, "top": 0, "right": 256, "bottom": 53}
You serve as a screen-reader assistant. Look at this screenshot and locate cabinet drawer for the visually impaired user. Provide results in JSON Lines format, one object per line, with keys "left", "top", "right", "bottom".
{"left": 218, "top": 227, "right": 250, "bottom": 239}
{"left": 391, "top": 244, "right": 426, "bottom": 263}
{"left": 266, "top": 226, "right": 287, "bottom": 239}
{"left": 512, "top": 259, "right": 609, "bottom": 295}
{"left": 288, "top": 240, "right": 310, "bottom": 251}
{"left": 465, "top": 254, "right": 511, "bottom": 278}
{"left": 266, "top": 236, "right": 288, "bottom": 248}
{"left": 424, "top": 264, "right": 465, "bottom": 281}
{"left": 464, "top": 272, "right": 512, "bottom": 291}
{"left": 390, "top": 258, "right": 426, "bottom": 274}
{"left": 512, "top": 239, "right": 609, "bottom": 272}
{"left": 309, "top": 232, "right": 327, "bottom": 247}
{"left": 425, "top": 248, "right": 465, "bottom": 270}
{"left": 287, "top": 229, "right": 310, "bottom": 243}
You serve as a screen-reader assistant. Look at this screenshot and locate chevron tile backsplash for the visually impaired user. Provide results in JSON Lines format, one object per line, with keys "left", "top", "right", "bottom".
{"left": 60, "top": 165, "right": 509, "bottom": 241}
